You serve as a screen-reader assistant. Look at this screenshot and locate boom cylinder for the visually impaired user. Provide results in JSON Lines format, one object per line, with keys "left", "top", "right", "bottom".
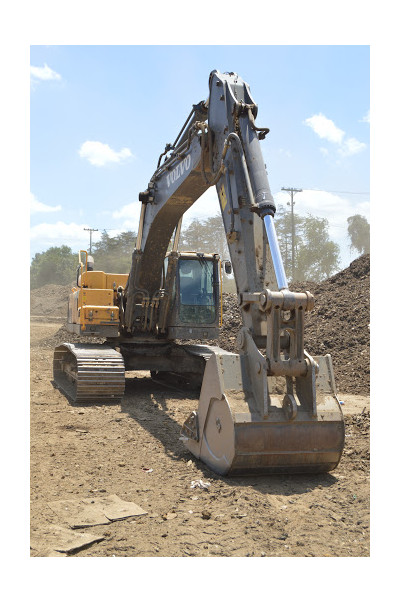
{"left": 263, "top": 213, "right": 288, "bottom": 290}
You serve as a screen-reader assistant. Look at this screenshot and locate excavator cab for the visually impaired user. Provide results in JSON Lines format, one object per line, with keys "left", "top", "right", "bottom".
{"left": 166, "top": 252, "right": 221, "bottom": 340}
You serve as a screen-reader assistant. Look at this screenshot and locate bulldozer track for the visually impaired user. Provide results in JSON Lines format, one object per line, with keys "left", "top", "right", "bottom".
{"left": 53, "top": 343, "right": 125, "bottom": 403}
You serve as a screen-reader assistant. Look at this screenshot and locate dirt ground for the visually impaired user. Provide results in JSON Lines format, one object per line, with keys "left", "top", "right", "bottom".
{"left": 31, "top": 320, "right": 370, "bottom": 558}
{"left": 30, "top": 255, "right": 371, "bottom": 558}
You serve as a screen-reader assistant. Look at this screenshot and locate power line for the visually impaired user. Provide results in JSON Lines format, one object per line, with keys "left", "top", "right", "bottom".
{"left": 305, "top": 189, "right": 370, "bottom": 195}
{"left": 274, "top": 188, "right": 369, "bottom": 196}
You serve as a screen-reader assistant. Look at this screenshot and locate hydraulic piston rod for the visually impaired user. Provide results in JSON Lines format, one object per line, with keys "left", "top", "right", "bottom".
{"left": 263, "top": 213, "right": 288, "bottom": 291}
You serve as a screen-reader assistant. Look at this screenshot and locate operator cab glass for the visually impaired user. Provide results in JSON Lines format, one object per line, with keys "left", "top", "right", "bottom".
{"left": 178, "top": 258, "right": 217, "bottom": 324}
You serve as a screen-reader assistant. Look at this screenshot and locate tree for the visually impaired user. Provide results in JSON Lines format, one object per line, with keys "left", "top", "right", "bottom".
{"left": 274, "top": 206, "right": 341, "bottom": 282}
{"left": 347, "top": 214, "right": 370, "bottom": 255}
{"left": 180, "top": 216, "right": 235, "bottom": 291}
{"left": 91, "top": 230, "right": 137, "bottom": 273}
{"left": 180, "top": 216, "right": 229, "bottom": 260}
{"left": 30, "top": 245, "right": 77, "bottom": 289}
{"left": 296, "top": 214, "right": 340, "bottom": 281}
{"left": 274, "top": 204, "right": 304, "bottom": 278}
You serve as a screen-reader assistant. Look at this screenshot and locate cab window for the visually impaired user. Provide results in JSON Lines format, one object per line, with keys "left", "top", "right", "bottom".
{"left": 178, "top": 258, "right": 216, "bottom": 324}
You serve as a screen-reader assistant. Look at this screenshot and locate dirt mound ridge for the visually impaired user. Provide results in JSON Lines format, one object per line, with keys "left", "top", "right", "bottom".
{"left": 39, "top": 324, "right": 105, "bottom": 350}
{"left": 300, "top": 254, "right": 369, "bottom": 394}
{"left": 30, "top": 283, "right": 72, "bottom": 317}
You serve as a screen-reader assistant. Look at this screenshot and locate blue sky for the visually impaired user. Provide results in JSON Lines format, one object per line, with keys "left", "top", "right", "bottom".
{"left": 30, "top": 45, "right": 370, "bottom": 269}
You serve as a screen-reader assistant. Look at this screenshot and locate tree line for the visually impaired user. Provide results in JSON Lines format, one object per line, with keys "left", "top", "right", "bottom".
{"left": 30, "top": 211, "right": 369, "bottom": 289}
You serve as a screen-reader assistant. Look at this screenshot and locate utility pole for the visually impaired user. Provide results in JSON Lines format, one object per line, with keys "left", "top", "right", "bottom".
{"left": 281, "top": 187, "right": 302, "bottom": 281}
{"left": 84, "top": 228, "right": 98, "bottom": 255}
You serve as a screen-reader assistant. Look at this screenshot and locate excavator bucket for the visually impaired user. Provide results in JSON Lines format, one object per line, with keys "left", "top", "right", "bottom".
{"left": 181, "top": 347, "right": 345, "bottom": 476}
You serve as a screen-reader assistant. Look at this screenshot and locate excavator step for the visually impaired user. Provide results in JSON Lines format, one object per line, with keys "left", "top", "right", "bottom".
{"left": 53, "top": 343, "right": 125, "bottom": 403}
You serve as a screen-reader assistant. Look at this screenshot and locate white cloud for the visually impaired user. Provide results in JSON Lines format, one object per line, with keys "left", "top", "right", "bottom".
{"left": 31, "top": 221, "right": 94, "bottom": 242}
{"left": 338, "top": 137, "right": 367, "bottom": 157}
{"left": 304, "top": 113, "right": 345, "bottom": 144}
{"left": 29, "top": 220, "right": 132, "bottom": 259}
{"left": 275, "top": 188, "right": 369, "bottom": 226}
{"left": 360, "top": 110, "right": 370, "bottom": 123}
{"left": 30, "top": 63, "right": 61, "bottom": 83}
{"left": 78, "top": 141, "right": 133, "bottom": 167}
{"left": 112, "top": 201, "right": 142, "bottom": 229}
{"left": 111, "top": 188, "right": 221, "bottom": 232}
{"left": 304, "top": 113, "right": 367, "bottom": 158}
{"left": 30, "top": 192, "right": 61, "bottom": 214}
{"left": 182, "top": 188, "right": 220, "bottom": 227}
{"left": 30, "top": 221, "right": 101, "bottom": 255}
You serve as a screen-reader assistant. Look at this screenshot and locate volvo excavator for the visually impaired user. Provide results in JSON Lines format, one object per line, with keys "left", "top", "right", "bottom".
{"left": 53, "top": 70, "right": 345, "bottom": 476}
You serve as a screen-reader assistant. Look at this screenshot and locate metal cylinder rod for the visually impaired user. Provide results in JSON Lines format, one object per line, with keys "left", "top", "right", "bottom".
{"left": 263, "top": 214, "right": 289, "bottom": 290}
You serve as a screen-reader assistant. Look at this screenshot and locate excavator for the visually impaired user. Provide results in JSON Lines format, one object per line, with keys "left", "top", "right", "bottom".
{"left": 53, "top": 70, "right": 345, "bottom": 476}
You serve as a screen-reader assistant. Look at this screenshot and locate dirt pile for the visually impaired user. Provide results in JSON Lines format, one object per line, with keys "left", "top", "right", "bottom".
{"left": 39, "top": 324, "right": 105, "bottom": 350}
{"left": 299, "top": 254, "right": 370, "bottom": 395}
{"left": 342, "top": 410, "right": 370, "bottom": 471}
{"left": 30, "top": 283, "right": 73, "bottom": 317}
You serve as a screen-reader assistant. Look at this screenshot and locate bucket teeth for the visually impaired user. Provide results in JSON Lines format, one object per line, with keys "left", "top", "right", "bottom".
{"left": 53, "top": 343, "right": 125, "bottom": 403}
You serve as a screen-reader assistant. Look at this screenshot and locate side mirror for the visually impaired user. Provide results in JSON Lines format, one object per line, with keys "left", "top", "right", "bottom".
{"left": 224, "top": 260, "right": 232, "bottom": 275}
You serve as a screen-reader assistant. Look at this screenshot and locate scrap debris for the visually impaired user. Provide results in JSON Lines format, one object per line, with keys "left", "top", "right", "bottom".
{"left": 190, "top": 479, "right": 211, "bottom": 490}
{"left": 48, "top": 494, "right": 147, "bottom": 528}
{"left": 30, "top": 525, "right": 105, "bottom": 555}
